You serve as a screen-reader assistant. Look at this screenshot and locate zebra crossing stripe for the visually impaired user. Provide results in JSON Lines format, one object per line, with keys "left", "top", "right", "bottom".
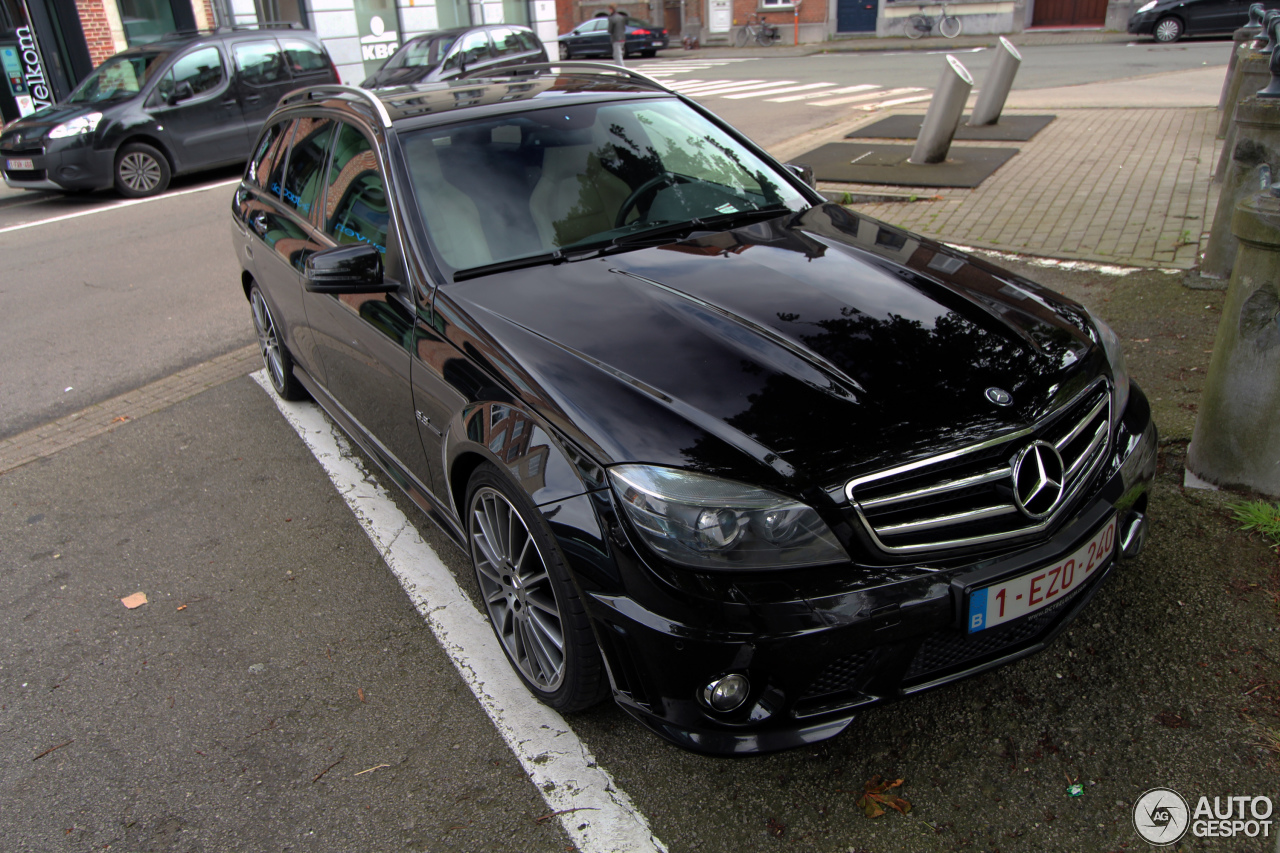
{"left": 680, "top": 80, "right": 795, "bottom": 96}
{"left": 810, "top": 86, "right": 924, "bottom": 106}
{"left": 672, "top": 79, "right": 766, "bottom": 93}
{"left": 722, "top": 82, "right": 836, "bottom": 100}
{"left": 865, "top": 94, "right": 932, "bottom": 109}
{"left": 767, "top": 83, "right": 879, "bottom": 102}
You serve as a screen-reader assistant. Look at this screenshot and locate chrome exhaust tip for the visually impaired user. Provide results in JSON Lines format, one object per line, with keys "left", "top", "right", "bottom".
{"left": 1120, "top": 512, "right": 1149, "bottom": 559}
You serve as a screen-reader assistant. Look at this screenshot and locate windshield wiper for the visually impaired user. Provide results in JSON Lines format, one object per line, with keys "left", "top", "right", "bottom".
{"left": 452, "top": 246, "right": 605, "bottom": 281}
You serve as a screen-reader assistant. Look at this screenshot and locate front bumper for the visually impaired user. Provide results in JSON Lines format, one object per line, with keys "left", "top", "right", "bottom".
{"left": 583, "top": 385, "right": 1158, "bottom": 755}
{"left": 1127, "top": 14, "right": 1156, "bottom": 35}
{"left": 0, "top": 138, "right": 114, "bottom": 192}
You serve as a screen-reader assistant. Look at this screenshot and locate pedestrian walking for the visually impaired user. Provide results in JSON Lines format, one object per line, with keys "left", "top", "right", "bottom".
{"left": 608, "top": 4, "right": 628, "bottom": 66}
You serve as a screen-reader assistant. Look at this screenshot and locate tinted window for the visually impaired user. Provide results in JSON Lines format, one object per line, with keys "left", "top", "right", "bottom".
{"left": 247, "top": 120, "right": 293, "bottom": 190}
{"left": 515, "top": 30, "right": 540, "bottom": 52}
{"left": 66, "top": 52, "right": 168, "bottom": 104}
{"left": 281, "top": 39, "right": 329, "bottom": 74}
{"left": 325, "top": 124, "right": 389, "bottom": 253}
{"left": 491, "top": 27, "right": 523, "bottom": 55}
{"left": 577, "top": 20, "right": 603, "bottom": 33}
{"left": 155, "top": 46, "right": 225, "bottom": 102}
{"left": 443, "top": 30, "right": 492, "bottom": 70}
{"left": 385, "top": 34, "right": 458, "bottom": 69}
{"left": 280, "top": 117, "right": 335, "bottom": 219}
{"left": 234, "top": 40, "right": 288, "bottom": 85}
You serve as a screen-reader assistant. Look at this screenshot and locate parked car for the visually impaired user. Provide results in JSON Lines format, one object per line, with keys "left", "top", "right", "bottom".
{"left": 232, "top": 66, "right": 1156, "bottom": 755}
{"left": 556, "top": 16, "right": 670, "bottom": 59}
{"left": 1127, "top": 0, "right": 1279, "bottom": 42}
{"left": 360, "top": 25, "right": 547, "bottom": 88}
{"left": 0, "top": 24, "right": 337, "bottom": 199}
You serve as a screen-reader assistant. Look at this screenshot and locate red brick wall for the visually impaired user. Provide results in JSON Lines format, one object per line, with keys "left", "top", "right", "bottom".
{"left": 733, "top": 0, "right": 826, "bottom": 28}
{"left": 76, "top": 0, "right": 118, "bottom": 67}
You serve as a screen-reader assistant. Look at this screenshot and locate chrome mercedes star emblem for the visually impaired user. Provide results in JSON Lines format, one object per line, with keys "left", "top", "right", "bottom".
{"left": 1011, "top": 441, "right": 1065, "bottom": 519}
{"left": 986, "top": 387, "right": 1013, "bottom": 406}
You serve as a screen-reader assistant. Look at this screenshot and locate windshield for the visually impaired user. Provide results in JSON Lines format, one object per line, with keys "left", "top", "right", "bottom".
{"left": 66, "top": 52, "right": 169, "bottom": 104}
{"left": 384, "top": 35, "right": 458, "bottom": 70}
{"left": 399, "top": 98, "right": 809, "bottom": 273}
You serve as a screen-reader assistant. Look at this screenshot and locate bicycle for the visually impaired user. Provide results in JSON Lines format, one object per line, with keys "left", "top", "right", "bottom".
{"left": 906, "top": 3, "right": 962, "bottom": 38}
{"left": 735, "top": 14, "right": 781, "bottom": 47}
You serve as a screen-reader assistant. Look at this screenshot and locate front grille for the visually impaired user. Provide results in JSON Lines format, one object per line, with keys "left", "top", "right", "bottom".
{"left": 2, "top": 145, "right": 46, "bottom": 157}
{"left": 846, "top": 379, "right": 1111, "bottom": 555}
{"left": 798, "top": 648, "right": 877, "bottom": 701}
{"left": 904, "top": 586, "right": 1078, "bottom": 680}
{"left": 3, "top": 169, "right": 45, "bottom": 181}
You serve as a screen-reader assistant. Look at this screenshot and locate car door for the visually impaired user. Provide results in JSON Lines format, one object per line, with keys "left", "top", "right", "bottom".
{"left": 148, "top": 44, "right": 248, "bottom": 170}
{"left": 232, "top": 39, "right": 297, "bottom": 142}
{"left": 569, "top": 19, "right": 607, "bottom": 56}
{"left": 305, "top": 120, "right": 433, "bottom": 489}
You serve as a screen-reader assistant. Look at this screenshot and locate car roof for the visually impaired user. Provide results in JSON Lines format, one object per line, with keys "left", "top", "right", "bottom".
{"left": 114, "top": 23, "right": 319, "bottom": 53}
{"left": 280, "top": 69, "right": 676, "bottom": 130}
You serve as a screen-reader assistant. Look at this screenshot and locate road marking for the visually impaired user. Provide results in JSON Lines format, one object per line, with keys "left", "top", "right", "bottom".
{"left": 810, "top": 86, "right": 925, "bottom": 106}
{"left": 865, "top": 93, "right": 932, "bottom": 109}
{"left": 670, "top": 78, "right": 764, "bottom": 93}
{"left": 253, "top": 372, "right": 667, "bottom": 853}
{"left": 767, "top": 83, "right": 878, "bottom": 102}
{"left": 722, "top": 81, "right": 835, "bottom": 99}
{"left": 677, "top": 79, "right": 790, "bottom": 96}
{"left": 0, "top": 177, "right": 241, "bottom": 235}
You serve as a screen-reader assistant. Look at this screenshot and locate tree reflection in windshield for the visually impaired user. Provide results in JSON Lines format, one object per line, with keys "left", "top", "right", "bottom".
{"left": 67, "top": 53, "right": 168, "bottom": 104}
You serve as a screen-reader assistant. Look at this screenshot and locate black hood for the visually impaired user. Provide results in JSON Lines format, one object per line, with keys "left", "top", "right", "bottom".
{"left": 0, "top": 104, "right": 106, "bottom": 143}
{"left": 445, "top": 204, "right": 1105, "bottom": 491}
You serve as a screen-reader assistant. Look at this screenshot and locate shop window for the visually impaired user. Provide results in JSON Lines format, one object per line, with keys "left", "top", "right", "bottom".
{"left": 435, "top": 0, "right": 471, "bottom": 30}
{"left": 255, "top": 0, "right": 306, "bottom": 26}
{"left": 116, "top": 0, "right": 178, "bottom": 45}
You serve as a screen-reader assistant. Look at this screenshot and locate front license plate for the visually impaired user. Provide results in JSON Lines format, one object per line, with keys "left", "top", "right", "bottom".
{"left": 967, "top": 516, "right": 1117, "bottom": 633}
{"left": 6, "top": 158, "right": 34, "bottom": 170}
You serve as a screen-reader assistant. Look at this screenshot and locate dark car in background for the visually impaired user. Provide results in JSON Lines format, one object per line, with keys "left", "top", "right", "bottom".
{"left": 232, "top": 67, "right": 1155, "bottom": 755}
{"left": 0, "top": 24, "right": 337, "bottom": 198}
{"left": 1127, "top": 0, "right": 1279, "bottom": 41}
{"left": 556, "top": 16, "right": 669, "bottom": 59}
{"left": 360, "top": 24, "right": 547, "bottom": 88}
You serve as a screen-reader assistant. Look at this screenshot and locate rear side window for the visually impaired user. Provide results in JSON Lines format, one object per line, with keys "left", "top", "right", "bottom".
{"left": 515, "top": 30, "right": 540, "bottom": 52}
{"left": 234, "top": 40, "right": 288, "bottom": 85}
{"left": 280, "top": 117, "right": 335, "bottom": 218}
{"left": 324, "top": 124, "right": 388, "bottom": 253}
{"left": 490, "top": 27, "right": 523, "bottom": 55}
{"left": 155, "top": 46, "right": 225, "bottom": 102}
{"left": 247, "top": 120, "right": 293, "bottom": 190}
{"left": 281, "top": 39, "right": 329, "bottom": 74}
{"left": 443, "top": 30, "right": 492, "bottom": 70}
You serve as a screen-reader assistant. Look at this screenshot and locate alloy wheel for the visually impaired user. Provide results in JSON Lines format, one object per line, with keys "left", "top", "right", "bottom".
{"left": 1154, "top": 17, "right": 1182, "bottom": 42}
{"left": 250, "top": 290, "right": 286, "bottom": 391}
{"left": 469, "top": 486, "right": 566, "bottom": 691}
{"left": 118, "top": 151, "right": 163, "bottom": 194}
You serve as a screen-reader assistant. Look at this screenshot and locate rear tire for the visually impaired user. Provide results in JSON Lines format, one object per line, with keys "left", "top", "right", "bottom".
{"left": 906, "top": 14, "right": 929, "bottom": 38}
{"left": 465, "top": 463, "right": 607, "bottom": 713}
{"left": 114, "top": 142, "right": 171, "bottom": 198}
{"left": 1153, "top": 15, "right": 1182, "bottom": 42}
{"left": 558, "top": 41, "right": 570, "bottom": 59}
{"left": 939, "top": 14, "right": 962, "bottom": 37}
{"left": 734, "top": 26, "right": 750, "bottom": 47}
{"left": 249, "top": 285, "right": 307, "bottom": 401}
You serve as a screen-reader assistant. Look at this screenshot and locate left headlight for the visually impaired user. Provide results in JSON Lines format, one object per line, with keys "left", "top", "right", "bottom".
{"left": 48, "top": 112, "right": 103, "bottom": 139}
{"left": 1086, "top": 308, "right": 1131, "bottom": 424}
{"left": 1135, "top": 0, "right": 1157, "bottom": 12}
{"left": 608, "top": 464, "right": 847, "bottom": 570}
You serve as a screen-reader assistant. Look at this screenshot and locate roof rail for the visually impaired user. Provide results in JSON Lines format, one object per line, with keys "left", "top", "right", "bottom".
{"left": 279, "top": 85, "right": 393, "bottom": 128}
{"left": 160, "top": 21, "right": 305, "bottom": 38}
{"left": 457, "top": 61, "right": 673, "bottom": 94}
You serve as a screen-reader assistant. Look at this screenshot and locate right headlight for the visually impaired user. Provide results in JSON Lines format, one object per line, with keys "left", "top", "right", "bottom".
{"left": 1086, "top": 307, "right": 1131, "bottom": 424}
{"left": 608, "top": 465, "right": 847, "bottom": 570}
{"left": 1136, "top": 1, "right": 1157, "bottom": 12}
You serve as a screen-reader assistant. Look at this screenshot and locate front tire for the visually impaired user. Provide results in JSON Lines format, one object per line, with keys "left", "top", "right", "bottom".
{"left": 114, "top": 142, "right": 171, "bottom": 198}
{"left": 939, "top": 14, "right": 962, "bottom": 37}
{"left": 1153, "top": 15, "right": 1183, "bottom": 42}
{"left": 734, "top": 26, "right": 750, "bottom": 47}
{"left": 559, "top": 41, "right": 570, "bottom": 59}
{"left": 465, "top": 463, "right": 607, "bottom": 713}
{"left": 249, "top": 285, "right": 307, "bottom": 400}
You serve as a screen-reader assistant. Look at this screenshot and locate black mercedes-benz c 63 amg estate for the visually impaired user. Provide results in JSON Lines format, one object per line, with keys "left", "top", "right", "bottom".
{"left": 230, "top": 65, "right": 1156, "bottom": 754}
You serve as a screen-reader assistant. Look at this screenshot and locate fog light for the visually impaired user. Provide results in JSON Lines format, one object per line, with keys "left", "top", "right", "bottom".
{"left": 702, "top": 674, "right": 750, "bottom": 712}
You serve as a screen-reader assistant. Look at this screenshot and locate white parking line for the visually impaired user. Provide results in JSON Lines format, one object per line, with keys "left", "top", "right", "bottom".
{"left": 252, "top": 372, "right": 667, "bottom": 853}
{"left": 0, "top": 177, "right": 241, "bottom": 235}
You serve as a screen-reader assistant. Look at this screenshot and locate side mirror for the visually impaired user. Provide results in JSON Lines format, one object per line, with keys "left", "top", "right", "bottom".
{"left": 304, "top": 243, "right": 396, "bottom": 293}
{"left": 168, "top": 80, "right": 195, "bottom": 105}
{"left": 783, "top": 162, "right": 817, "bottom": 189}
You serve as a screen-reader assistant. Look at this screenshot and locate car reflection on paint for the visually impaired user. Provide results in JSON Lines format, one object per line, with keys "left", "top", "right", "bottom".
{"left": 231, "top": 66, "right": 1156, "bottom": 754}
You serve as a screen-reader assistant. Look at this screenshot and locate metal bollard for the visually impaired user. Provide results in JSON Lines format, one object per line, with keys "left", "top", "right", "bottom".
{"left": 910, "top": 55, "right": 974, "bottom": 165}
{"left": 1220, "top": 11, "right": 1278, "bottom": 138}
{"left": 1201, "top": 93, "right": 1280, "bottom": 279}
{"left": 1218, "top": 4, "right": 1266, "bottom": 113}
{"left": 968, "top": 37, "right": 1022, "bottom": 127}
{"left": 1187, "top": 168, "right": 1280, "bottom": 495}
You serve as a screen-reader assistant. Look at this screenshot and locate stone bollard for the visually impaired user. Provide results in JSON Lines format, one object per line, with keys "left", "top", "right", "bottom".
{"left": 1201, "top": 94, "right": 1280, "bottom": 279}
{"left": 1215, "top": 17, "right": 1278, "bottom": 180}
{"left": 910, "top": 56, "right": 974, "bottom": 165}
{"left": 968, "top": 37, "right": 1022, "bottom": 127}
{"left": 1218, "top": 4, "right": 1266, "bottom": 114}
{"left": 1187, "top": 171, "right": 1280, "bottom": 495}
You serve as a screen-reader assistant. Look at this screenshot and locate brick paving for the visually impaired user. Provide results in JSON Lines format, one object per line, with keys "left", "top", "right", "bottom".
{"left": 0, "top": 345, "right": 260, "bottom": 475}
{"left": 824, "top": 107, "right": 1221, "bottom": 269}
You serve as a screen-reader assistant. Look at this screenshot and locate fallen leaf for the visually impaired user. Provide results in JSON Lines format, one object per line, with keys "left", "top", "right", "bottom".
{"left": 358, "top": 687, "right": 365, "bottom": 703}
{"left": 765, "top": 817, "right": 786, "bottom": 838}
{"left": 121, "top": 592, "right": 148, "bottom": 609}
{"left": 176, "top": 604, "right": 187, "bottom": 611}
{"left": 112, "top": 416, "right": 129, "bottom": 423}
{"left": 855, "top": 775, "right": 911, "bottom": 818}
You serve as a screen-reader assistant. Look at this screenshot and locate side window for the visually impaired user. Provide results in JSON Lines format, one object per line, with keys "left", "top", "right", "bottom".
{"left": 490, "top": 27, "right": 523, "bottom": 55}
{"left": 324, "top": 124, "right": 389, "bottom": 254}
{"left": 155, "top": 46, "right": 225, "bottom": 103}
{"left": 234, "top": 40, "right": 287, "bottom": 86}
{"left": 247, "top": 120, "right": 294, "bottom": 191}
{"left": 279, "top": 117, "right": 335, "bottom": 219}
{"left": 443, "top": 30, "right": 492, "bottom": 70}
{"left": 515, "top": 30, "right": 540, "bottom": 52}
{"left": 280, "top": 39, "right": 329, "bottom": 74}
{"left": 579, "top": 19, "right": 603, "bottom": 33}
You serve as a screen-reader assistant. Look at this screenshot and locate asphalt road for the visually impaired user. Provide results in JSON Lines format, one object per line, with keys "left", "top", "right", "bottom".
{"left": 4, "top": 41, "right": 1278, "bottom": 853}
